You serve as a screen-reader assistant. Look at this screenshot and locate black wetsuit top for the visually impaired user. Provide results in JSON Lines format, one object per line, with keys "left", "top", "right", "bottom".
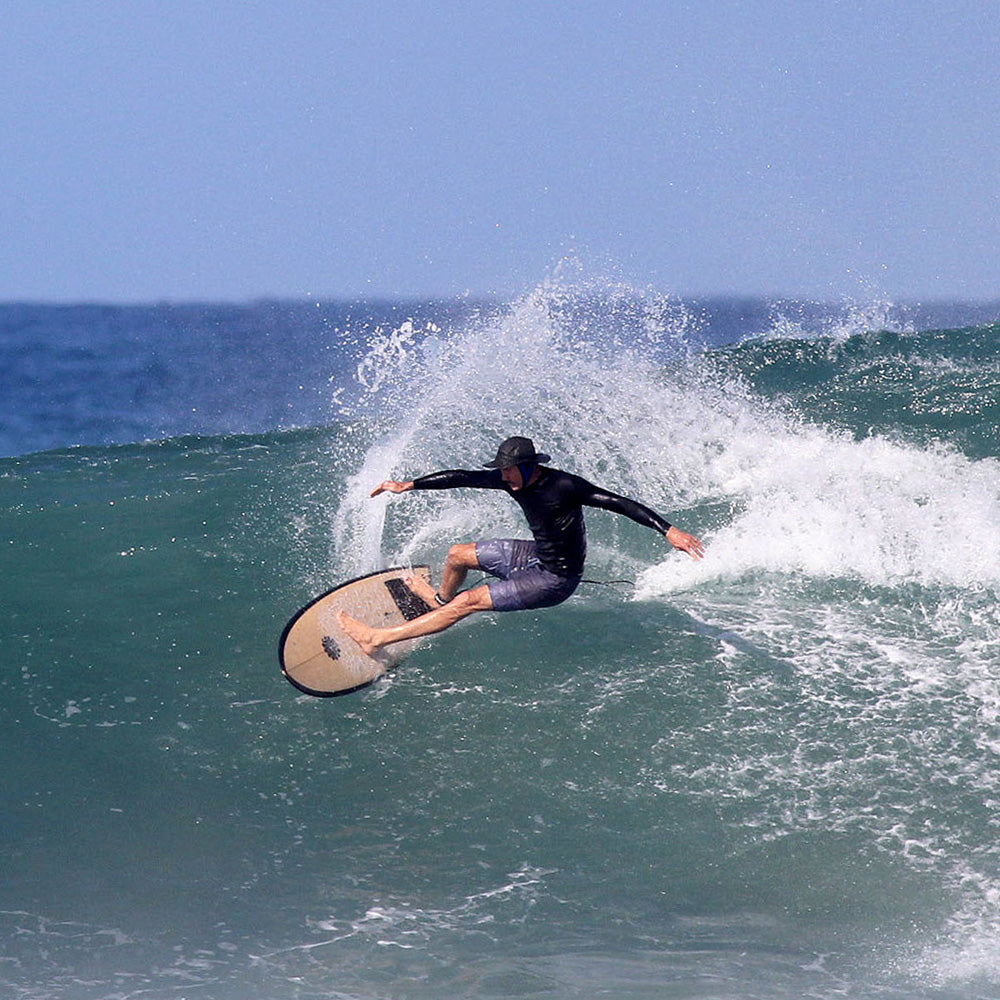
{"left": 411, "top": 467, "right": 673, "bottom": 578}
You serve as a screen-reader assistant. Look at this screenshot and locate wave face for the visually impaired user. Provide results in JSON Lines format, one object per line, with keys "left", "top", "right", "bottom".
{"left": 3, "top": 285, "right": 1000, "bottom": 998}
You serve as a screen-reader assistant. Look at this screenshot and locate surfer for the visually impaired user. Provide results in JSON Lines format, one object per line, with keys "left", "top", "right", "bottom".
{"left": 337, "top": 436, "right": 705, "bottom": 655}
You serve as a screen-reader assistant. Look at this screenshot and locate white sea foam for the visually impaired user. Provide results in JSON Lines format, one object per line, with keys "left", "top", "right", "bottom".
{"left": 334, "top": 273, "right": 1000, "bottom": 602}
{"left": 332, "top": 275, "right": 710, "bottom": 572}
{"left": 637, "top": 423, "right": 1000, "bottom": 595}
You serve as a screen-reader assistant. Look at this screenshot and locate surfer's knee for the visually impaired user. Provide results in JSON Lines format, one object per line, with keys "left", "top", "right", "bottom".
{"left": 451, "top": 584, "right": 493, "bottom": 616}
{"left": 445, "top": 542, "right": 480, "bottom": 572}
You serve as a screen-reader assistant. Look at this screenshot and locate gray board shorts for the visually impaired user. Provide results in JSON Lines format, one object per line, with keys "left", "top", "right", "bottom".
{"left": 475, "top": 538, "right": 581, "bottom": 613}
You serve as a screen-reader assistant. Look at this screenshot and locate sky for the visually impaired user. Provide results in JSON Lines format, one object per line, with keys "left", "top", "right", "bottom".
{"left": 2, "top": 0, "right": 999, "bottom": 303}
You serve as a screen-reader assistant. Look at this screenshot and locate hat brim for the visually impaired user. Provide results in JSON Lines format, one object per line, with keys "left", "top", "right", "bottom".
{"left": 484, "top": 452, "right": 550, "bottom": 469}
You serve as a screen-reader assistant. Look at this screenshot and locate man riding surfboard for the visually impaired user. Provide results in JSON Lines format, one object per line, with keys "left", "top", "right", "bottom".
{"left": 338, "top": 436, "right": 705, "bottom": 655}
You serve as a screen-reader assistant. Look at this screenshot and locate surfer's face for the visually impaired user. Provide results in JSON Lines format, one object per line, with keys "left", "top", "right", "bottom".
{"left": 501, "top": 465, "right": 524, "bottom": 490}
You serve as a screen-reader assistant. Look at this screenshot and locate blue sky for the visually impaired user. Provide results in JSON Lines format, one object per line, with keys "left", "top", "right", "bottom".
{"left": 2, "top": 1, "right": 998, "bottom": 303}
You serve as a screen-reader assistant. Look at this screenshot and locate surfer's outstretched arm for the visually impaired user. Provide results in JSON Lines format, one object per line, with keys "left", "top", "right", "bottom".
{"left": 338, "top": 585, "right": 493, "bottom": 656}
{"left": 579, "top": 482, "right": 704, "bottom": 560}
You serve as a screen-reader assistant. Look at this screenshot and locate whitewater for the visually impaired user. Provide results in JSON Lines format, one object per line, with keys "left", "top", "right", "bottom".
{"left": 3, "top": 277, "right": 1000, "bottom": 999}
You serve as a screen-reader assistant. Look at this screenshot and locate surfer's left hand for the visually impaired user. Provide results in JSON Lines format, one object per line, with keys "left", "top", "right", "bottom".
{"left": 370, "top": 480, "right": 415, "bottom": 497}
{"left": 666, "top": 526, "right": 705, "bottom": 560}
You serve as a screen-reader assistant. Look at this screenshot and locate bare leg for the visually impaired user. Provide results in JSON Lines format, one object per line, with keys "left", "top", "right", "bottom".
{"left": 338, "top": 585, "right": 494, "bottom": 656}
{"left": 439, "top": 542, "right": 479, "bottom": 601}
{"left": 405, "top": 541, "right": 480, "bottom": 607}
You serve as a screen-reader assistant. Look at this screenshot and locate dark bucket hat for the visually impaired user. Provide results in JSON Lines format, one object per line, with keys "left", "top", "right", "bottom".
{"left": 483, "top": 436, "right": 551, "bottom": 469}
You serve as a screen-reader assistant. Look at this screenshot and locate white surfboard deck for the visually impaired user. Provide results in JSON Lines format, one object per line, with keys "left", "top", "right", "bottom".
{"left": 279, "top": 566, "right": 433, "bottom": 697}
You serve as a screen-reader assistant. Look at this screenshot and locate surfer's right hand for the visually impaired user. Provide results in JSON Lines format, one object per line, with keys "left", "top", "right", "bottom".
{"left": 370, "top": 480, "right": 415, "bottom": 497}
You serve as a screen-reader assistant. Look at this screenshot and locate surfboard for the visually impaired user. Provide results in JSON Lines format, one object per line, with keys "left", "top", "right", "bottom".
{"left": 279, "top": 565, "right": 433, "bottom": 697}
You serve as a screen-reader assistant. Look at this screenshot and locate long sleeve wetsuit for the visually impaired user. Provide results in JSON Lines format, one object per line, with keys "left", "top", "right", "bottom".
{"left": 411, "top": 467, "right": 672, "bottom": 578}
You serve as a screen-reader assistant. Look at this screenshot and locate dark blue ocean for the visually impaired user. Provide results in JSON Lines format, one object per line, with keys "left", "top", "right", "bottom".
{"left": 4, "top": 280, "right": 1000, "bottom": 999}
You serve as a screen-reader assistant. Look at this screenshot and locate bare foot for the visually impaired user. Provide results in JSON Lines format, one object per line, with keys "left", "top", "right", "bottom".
{"left": 405, "top": 573, "right": 441, "bottom": 607}
{"left": 337, "top": 610, "right": 380, "bottom": 657}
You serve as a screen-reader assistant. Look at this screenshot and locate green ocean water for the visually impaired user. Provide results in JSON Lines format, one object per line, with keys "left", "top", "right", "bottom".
{"left": 3, "top": 289, "right": 1000, "bottom": 998}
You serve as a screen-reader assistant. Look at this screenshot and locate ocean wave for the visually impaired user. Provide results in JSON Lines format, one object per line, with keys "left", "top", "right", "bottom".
{"left": 5, "top": 281, "right": 1000, "bottom": 999}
